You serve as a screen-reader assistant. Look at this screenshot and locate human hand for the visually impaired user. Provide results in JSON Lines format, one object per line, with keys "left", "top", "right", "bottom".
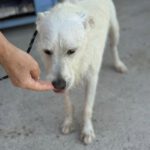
{"left": 0, "top": 33, "right": 53, "bottom": 91}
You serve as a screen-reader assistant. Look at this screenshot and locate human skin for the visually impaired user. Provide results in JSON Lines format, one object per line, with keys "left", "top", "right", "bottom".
{"left": 0, "top": 32, "right": 53, "bottom": 91}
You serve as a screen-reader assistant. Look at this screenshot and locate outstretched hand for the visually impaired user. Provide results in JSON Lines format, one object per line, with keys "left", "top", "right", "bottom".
{"left": 0, "top": 32, "right": 53, "bottom": 91}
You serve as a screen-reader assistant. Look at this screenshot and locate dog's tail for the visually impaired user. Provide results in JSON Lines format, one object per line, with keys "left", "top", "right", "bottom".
{"left": 109, "top": 0, "right": 120, "bottom": 45}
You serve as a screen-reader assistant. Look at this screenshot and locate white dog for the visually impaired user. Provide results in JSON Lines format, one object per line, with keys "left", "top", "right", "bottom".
{"left": 36, "top": 0, "right": 127, "bottom": 144}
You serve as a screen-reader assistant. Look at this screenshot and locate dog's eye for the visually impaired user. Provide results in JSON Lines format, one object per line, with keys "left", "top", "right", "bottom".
{"left": 43, "top": 49, "right": 53, "bottom": 56}
{"left": 67, "top": 49, "right": 76, "bottom": 55}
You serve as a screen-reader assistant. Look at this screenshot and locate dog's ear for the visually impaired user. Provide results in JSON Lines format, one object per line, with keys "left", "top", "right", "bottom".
{"left": 77, "top": 12, "right": 95, "bottom": 29}
{"left": 36, "top": 12, "right": 45, "bottom": 31}
{"left": 36, "top": 12, "right": 49, "bottom": 31}
{"left": 37, "top": 11, "right": 49, "bottom": 21}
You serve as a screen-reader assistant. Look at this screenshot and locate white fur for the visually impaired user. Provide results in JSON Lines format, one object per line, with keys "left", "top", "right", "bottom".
{"left": 36, "top": 0, "right": 127, "bottom": 144}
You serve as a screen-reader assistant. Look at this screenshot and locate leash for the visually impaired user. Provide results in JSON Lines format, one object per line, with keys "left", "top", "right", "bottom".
{"left": 0, "top": 30, "right": 38, "bottom": 81}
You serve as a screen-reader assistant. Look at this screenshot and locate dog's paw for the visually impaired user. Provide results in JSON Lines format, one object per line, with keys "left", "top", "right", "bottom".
{"left": 115, "top": 61, "right": 128, "bottom": 73}
{"left": 62, "top": 119, "right": 75, "bottom": 134}
{"left": 81, "top": 125, "right": 96, "bottom": 144}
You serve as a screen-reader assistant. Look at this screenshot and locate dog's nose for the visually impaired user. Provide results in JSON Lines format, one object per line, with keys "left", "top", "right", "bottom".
{"left": 52, "top": 78, "right": 66, "bottom": 90}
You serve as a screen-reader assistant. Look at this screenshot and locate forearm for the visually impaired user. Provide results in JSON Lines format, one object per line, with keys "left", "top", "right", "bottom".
{"left": 0, "top": 32, "right": 16, "bottom": 65}
{"left": 0, "top": 32, "right": 9, "bottom": 63}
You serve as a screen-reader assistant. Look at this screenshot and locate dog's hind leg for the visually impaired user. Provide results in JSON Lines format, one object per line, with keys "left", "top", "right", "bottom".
{"left": 62, "top": 91, "right": 75, "bottom": 134}
{"left": 81, "top": 73, "right": 99, "bottom": 144}
{"left": 109, "top": 4, "right": 128, "bottom": 73}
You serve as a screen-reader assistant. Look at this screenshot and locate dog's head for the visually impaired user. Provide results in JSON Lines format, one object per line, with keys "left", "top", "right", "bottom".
{"left": 36, "top": 2, "right": 94, "bottom": 92}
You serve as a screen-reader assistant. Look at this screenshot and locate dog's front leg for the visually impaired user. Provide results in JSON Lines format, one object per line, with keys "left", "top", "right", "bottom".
{"left": 62, "top": 91, "right": 74, "bottom": 134}
{"left": 81, "top": 73, "right": 99, "bottom": 144}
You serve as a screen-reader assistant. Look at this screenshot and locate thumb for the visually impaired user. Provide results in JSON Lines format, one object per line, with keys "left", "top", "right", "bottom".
{"left": 26, "top": 78, "right": 54, "bottom": 91}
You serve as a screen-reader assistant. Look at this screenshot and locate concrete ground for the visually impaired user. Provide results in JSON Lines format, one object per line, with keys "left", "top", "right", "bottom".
{"left": 0, "top": 0, "right": 150, "bottom": 149}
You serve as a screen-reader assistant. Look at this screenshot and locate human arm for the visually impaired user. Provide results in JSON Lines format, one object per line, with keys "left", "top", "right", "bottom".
{"left": 0, "top": 32, "right": 53, "bottom": 91}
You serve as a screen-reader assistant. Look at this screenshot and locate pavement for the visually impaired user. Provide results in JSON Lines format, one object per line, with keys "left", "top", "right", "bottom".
{"left": 0, "top": 0, "right": 150, "bottom": 149}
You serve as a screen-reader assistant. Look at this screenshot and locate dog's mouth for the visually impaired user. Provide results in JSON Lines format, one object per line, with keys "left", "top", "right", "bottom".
{"left": 53, "top": 88, "right": 65, "bottom": 93}
{"left": 52, "top": 82, "right": 69, "bottom": 93}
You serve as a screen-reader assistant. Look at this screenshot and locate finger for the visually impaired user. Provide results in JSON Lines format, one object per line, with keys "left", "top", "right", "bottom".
{"left": 26, "top": 79, "right": 54, "bottom": 91}
{"left": 30, "top": 66, "right": 40, "bottom": 80}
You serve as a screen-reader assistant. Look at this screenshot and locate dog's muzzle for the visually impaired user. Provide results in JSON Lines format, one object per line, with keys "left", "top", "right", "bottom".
{"left": 52, "top": 78, "right": 66, "bottom": 93}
